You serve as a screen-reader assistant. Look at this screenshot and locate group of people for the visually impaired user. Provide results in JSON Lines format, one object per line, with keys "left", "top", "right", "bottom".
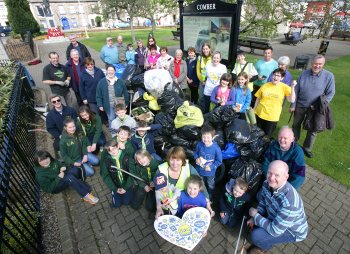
{"left": 36, "top": 33, "right": 336, "bottom": 253}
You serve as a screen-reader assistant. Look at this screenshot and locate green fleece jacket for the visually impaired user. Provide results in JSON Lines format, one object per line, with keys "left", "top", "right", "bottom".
{"left": 111, "top": 137, "right": 134, "bottom": 158}
{"left": 59, "top": 131, "right": 90, "bottom": 165}
{"left": 34, "top": 160, "right": 64, "bottom": 193}
{"left": 76, "top": 114, "right": 103, "bottom": 145}
{"left": 100, "top": 150, "right": 136, "bottom": 191}
{"left": 133, "top": 159, "right": 160, "bottom": 188}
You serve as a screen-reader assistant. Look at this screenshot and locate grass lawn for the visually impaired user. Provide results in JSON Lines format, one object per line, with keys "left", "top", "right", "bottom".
{"left": 84, "top": 28, "right": 350, "bottom": 187}
{"left": 82, "top": 28, "right": 180, "bottom": 52}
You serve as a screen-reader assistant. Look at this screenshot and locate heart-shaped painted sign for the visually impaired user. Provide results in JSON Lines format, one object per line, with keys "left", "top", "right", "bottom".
{"left": 154, "top": 207, "right": 211, "bottom": 251}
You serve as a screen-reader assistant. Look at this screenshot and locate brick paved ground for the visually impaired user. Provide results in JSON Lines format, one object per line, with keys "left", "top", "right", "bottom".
{"left": 27, "top": 38, "right": 350, "bottom": 254}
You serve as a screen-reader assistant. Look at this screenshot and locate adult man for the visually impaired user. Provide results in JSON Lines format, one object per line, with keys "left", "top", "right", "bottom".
{"left": 262, "top": 126, "right": 305, "bottom": 189}
{"left": 247, "top": 160, "right": 308, "bottom": 254}
{"left": 100, "top": 37, "right": 119, "bottom": 65}
{"left": 43, "top": 52, "right": 78, "bottom": 110}
{"left": 290, "top": 54, "right": 335, "bottom": 158}
{"left": 116, "top": 35, "right": 127, "bottom": 65}
{"left": 66, "top": 34, "right": 91, "bottom": 61}
{"left": 251, "top": 47, "right": 278, "bottom": 106}
{"left": 46, "top": 94, "right": 77, "bottom": 151}
{"left": 65, "top": 49, "right": 84, "bottom": 105}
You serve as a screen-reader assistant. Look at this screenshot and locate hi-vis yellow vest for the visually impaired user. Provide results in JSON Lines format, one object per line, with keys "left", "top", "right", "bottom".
{"left": 199, "top": 56, "right": 212, "bottom": 82}
{"left": 158, "top": 161, "right": 190, "bottom": 191}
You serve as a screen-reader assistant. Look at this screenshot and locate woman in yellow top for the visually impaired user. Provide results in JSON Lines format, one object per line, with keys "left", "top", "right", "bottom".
{"left": 196, "top": 43, "right": 212, "bottom": 111}
{"left": 254, "top": 68, "right": 296, "bottom": 137}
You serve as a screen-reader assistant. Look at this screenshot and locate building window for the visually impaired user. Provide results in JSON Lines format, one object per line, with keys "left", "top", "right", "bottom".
{"left": 78, "top": 5, "right": 84, "bottom": 14}
{"left": 58, "top": 6, "right": 65, "bottom": 14}
{"left": 69, "top": 6, "right": 76, "bottom": 14}
{"left": 49, "top": 20, "right": 55, "bottom": 28}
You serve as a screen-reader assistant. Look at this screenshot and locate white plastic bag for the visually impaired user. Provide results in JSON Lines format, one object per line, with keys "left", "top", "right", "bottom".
{"left": 144, "top": 69, "right": 173, "bottom": 98}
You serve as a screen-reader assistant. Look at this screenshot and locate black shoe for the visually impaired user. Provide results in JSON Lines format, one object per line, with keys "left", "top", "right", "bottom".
{"left": 303, "top": 148, "right": 313, "bottom": 158}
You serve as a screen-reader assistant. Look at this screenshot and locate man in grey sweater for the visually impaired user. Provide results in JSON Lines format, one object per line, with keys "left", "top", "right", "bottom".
{"left": 116, "top": 35, "right": 127, "bottom": 65}
{"left": 290, "top": 54, "right": 335, "bottom": 158}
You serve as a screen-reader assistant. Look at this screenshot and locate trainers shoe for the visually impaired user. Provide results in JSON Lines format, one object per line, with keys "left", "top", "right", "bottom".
{"left": 82, "top": 193, "right": 99, "bottom": 205}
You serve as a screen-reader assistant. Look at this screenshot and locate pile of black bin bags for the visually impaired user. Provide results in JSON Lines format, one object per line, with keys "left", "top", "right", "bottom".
{"left": 123, "top": 65, "right": 270, "bottom": 194}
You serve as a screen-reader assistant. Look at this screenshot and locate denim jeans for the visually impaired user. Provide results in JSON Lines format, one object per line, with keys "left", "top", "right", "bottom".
{"left": 76, "top": 153, "right": 99, "bottom": 177}
{"left": 250, "top": 227, "right": 296, "bottom": 250}
{"left": 220, "top": 212, "right": 241, "bottom": 228}
{"left": 202, "top": 175, "right": 215, "bottom": 201}
{"left": 52, "top": 167, "right": 91, "bottom": 197}
{"left": 199, "top": 82, "right": 205, "bottom": 112}
{"left": 88, "top": 133, "right": 106, "bottom": 151}
{"left": 111, "top": 188, "right": 133, "bottom": 208}
{"left": 106, "top": 106, "right": 116, "bottom": 127}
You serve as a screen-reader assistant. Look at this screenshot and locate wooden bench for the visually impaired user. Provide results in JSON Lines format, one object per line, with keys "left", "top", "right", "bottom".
{"left": 330, "top": 30, "right": 350, "bottom": 40}
{"left": 171, "top": 31, "right": 180, "bottom": 40}
{"left": 238, "top": 38, "right": 271, "bottom": 53}
{"left": 283, "top": 32, "right": 303, "bottom": 45}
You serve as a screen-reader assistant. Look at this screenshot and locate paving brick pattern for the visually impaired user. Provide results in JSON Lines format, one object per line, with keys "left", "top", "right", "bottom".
{"left": 26, "top": 39, "right": 350, "bottom": 254}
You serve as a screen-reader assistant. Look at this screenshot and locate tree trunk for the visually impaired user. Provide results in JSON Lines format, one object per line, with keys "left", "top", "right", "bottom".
{"left": 129, "top": 17, "right": 136, "bottom": 43}
{"left": 151, "top": 18, "right": 156, "bottom": 33}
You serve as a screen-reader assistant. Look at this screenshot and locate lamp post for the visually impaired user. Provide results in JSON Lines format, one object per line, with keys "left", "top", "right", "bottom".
{"left": 77, "top": 0, "right": 89, "bottom": 38}
{"left": 232, "top": 0, "right": 243, "bottom": 64}
{"left": 178, "top": 0, "right": 184, "bottom": 50}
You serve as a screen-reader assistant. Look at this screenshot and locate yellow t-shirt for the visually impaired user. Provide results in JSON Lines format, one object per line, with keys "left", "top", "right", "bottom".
{"left": 254, "top": 82, "right": 291, "bottom": 122}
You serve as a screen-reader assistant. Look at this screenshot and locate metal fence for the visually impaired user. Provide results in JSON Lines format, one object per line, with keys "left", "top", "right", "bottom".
{"left": 0, "top": 61, "right": 42, "bottom": 253}
{"left": 0, "top": 32, "right": 34, "bottom": 62}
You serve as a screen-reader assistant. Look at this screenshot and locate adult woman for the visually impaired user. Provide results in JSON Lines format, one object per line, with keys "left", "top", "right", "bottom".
{"left": 254, "top": 68, "right": 296, "bottom": 137}
{"left": 267, "top": 56, "right": 293, "bottom": 86}
{"left": 169, "top": 49, "right": 188, "bottom": 90}
{"left": 96, "top": 65, "right": 129, "bottom": 126}
{"left": 203, "top": 51, "right": 227, "bottom": 113}
{"left": 196, "top": 43, "right": 212, "bottom": 111}
{"left": 156, "top": 146, "right": 209, "bottom": 218}
{"left": 156, "top": 46, "right": 173, "bottom": 70}
{"left": 79, "top": 57, "right": 105, "bottom": 114}
{"left": 145, "top": 45, "right": 160, "bottom": 70}
{"left": 135, "top": 39, "right": 147, "bottom": 71}
{"left": 76, "top": 105, "right": 106, "bottom": 153}
{"left": 231, "top": 51, "right": 258, "bottom": 91}
{"left": 34, "top": 150, "right": 99, "bottom": 204}
{"left": 65, "top": 49, "right": 85, "bottom": 105}
{"left": 146, "top": 36, "right": 160, "bottom": 55}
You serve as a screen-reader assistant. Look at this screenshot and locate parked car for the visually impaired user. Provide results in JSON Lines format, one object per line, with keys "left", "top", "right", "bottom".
{"left": 113, "top": 21, "right": 130, "bottom": 28}
{"left": 290, "top": 21, "right": 304, "bottom": 28}
{"left": 0, "top": 26, "right": 12, "bottom": 37}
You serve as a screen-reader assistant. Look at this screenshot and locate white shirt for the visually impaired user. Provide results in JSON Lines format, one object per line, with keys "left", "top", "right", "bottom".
{"left": 204, "top": 63, "right": 227, "bottom": 96}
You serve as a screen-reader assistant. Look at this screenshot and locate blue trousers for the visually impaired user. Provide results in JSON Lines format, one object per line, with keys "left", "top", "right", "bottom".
{"left": 88, "top": 133, "right": 106, "bottom": 150}
{"left": 250, "top": 227, "right": 296, "bottom": 250}
{"left": 202, "top": 175, "right": 215, "bottom": 201}
{"left": 220, "top": 212, "right": 241, "bottom": 228}
{"left": 76, "top": 153, "right": 99, "bottom": 177}
{"left": 111, "top": 189, "right": 133, "bottom": 208}
{"left": 52, "top": 167, "right": 91, "bottom": 197}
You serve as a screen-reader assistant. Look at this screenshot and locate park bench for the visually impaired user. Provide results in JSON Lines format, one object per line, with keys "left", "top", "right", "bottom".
{"left": 171, "top": 30, "right": 180, "bottom": 40}
{"left": 283, "top": 32, "right": 303, "bottom": 45}
{"left": 238, "top": 38, "right": 271, "bottom": 54}
{"left": 330, "top": 30, "right": 350, "bottom": 40}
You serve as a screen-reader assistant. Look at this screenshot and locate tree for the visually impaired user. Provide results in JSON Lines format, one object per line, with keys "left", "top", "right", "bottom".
{"left": 5, "top": 0, "right": 40, "bottom": 37}
{"left": 95, "top": 16, "right": 102, "bottom": 27}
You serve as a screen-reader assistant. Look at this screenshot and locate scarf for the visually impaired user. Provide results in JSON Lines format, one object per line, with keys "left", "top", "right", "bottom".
{"left": 174, "top": 59, "right": 181, "bottom": 78}
{"left": 112, "top": 151, "right": 123, "bottom": 183}
{"left": 86, "top": 68, "right": 95, "bottom": 77}
{"left": 72, "top": 59, "right": 80, "bottom": 85}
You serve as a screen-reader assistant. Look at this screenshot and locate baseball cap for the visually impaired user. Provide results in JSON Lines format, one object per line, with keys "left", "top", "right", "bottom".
{"left": 106, "top": 37, "right": 113, "bottom": 41}
{"left": 153, "top": 173, "right": 167, "bottom": 190}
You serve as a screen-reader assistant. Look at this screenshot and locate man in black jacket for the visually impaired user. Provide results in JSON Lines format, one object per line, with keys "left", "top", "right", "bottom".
{"left": 66, "top": 34, "right": 91, "bottom": 61}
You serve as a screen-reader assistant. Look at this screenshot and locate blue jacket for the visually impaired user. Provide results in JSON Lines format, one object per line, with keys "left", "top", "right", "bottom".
{"left": 254, "top": 181, "right": 308, "bottom": 242}
{"left": 210, "top": 86, "right": 235, "bottom": 106}
{"left": 233, "top": 86, "right": 251, "bottom": 113}
{"left": 194, "top": 141, "right": 222, "bottom": 177}
{"left": 100, "top": 45, "right": 119, "bottom": 65}
{"left": 126, "top": 50, "right": 136, "bottom": 65}
{"left": 262, "top": 140, "right": 305, "bottom": 188}
{"left": 131, "top": 124, "right": 161, "bottom": 155}
{"left": 65, "top": 58, "right": 85, "bottom": 93}
{"left": 46, "top": 106, "right": 77, "bottom": 138}
{"left": 186, "top": 58, "right": 199, "bottom": 86}
{"left": 96, "top": 77, "right": 129, "bottom": 114}
{"left": 79, "top": 67, "right": 105, "bottom": 103}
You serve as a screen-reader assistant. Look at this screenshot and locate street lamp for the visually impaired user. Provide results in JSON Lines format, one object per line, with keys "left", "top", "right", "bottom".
{"left": 77, "top": 0, "right": 89, "bottom": 38}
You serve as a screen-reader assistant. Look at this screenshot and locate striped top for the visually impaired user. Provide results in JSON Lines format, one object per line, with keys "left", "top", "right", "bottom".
{"left": 254, "top": 181, "right": 308, "bottom": 242}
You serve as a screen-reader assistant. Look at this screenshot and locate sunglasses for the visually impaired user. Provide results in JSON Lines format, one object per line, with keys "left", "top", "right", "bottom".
{"left": 51, "top": 99, "right": 61, "bottom": 104}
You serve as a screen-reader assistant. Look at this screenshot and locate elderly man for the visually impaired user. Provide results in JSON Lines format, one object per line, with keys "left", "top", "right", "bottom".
{"left": 100, "top": 37, "right": 119, "bottom": 65}
{"left": 290, "top": 54, "right": 335, "bottom": 158}
{"left": 65, "top": 49, "right": 85, "bottom": 105}
{"left": 247, "top": 160, "right": 308, "bottom": 254}
{"left": 262, "top": 126, "right": 305, "bottom": 189}
{"left": 66, "top": 34, "right": 91, "bottom": 60}
{"left": 116, "top": 35, "right": 127, "bottom": 65}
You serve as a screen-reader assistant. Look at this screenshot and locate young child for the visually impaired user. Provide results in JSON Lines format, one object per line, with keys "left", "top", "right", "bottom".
{"left": 154, "top": 173, "right": 181, "bottom": 219}
{"left": 146, "top": 45, "right": 160, "bottom": 70}
{"left": 110, "top": 103, "right": 137, "bottom": 137}
{"left": 131, "top": 150, "right": 160, "bottom": 213}
{"left": 186, "top": 47, "right": 200, "bottom": 104}
{"left": 126, "top": 43, "right": 136, "bottom": 65}
{"left": 219, "top": 177, "right": 251, "bottom": 228}
{"left": 210, "top": 73, "right": 235, "bottom": 107}
{"left": 131, "top": 121, "right": 162, "bottom": 162}
{"left": 100, "top": 140, "right": 135, "bottom": 208}
{"left": 34, "top": 150, "right": 99, "bottom": 205}
{"left": 177, "top": 175, "right": 214, "bottom": 218}
{"left": 194, "top": 125, "right": 223, "bottom": 201}
{"left": 112, "top": 125, "right": 134, "bottom": 158}
{"left": 233, "top": 72, "right": 252, "bottom": 119}
{"left": 59, "top": 118, "right": 99, "bottom": 177}
{"left": 156, "top": 46, "right": 173, "bottom": 70}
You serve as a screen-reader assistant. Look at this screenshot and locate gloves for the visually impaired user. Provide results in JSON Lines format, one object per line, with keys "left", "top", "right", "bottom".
{"left": 64, "top": 80, "right": 70, "bottom": 87}
{"left": 55, "top": 81, "right": 65, "bottom": 86}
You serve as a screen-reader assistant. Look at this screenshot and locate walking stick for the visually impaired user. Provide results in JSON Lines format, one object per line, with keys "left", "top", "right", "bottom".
{"left": 234, "top": 215, "right": 246, "bottom": 254}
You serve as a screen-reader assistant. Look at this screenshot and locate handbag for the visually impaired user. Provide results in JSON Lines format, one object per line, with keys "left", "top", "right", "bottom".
{"left": 114, "top": 96, "right": 126, "bottom": 107}
{"left": 245, "top": 107, "right": 256, "bottom": 125}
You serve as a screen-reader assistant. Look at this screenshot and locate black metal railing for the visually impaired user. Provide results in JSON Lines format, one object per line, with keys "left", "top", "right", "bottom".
{"left": 0, "top": 61, "right": 41, "bottom": 253}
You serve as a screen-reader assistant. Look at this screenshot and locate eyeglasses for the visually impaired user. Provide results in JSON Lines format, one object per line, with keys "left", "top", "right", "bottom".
{"left": 86, "top": 63, "right": 94, "bottom": 66}
{"left": 51, "top": 99, "right": 61, "bottom": 104}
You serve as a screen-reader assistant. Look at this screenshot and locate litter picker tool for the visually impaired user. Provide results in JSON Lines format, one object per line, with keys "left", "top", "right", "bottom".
{"left": 110, "top": 165, "right": 148, "bottom": 184}
{"left": 234, "top": 215, "right": 246, "bottom": 254}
